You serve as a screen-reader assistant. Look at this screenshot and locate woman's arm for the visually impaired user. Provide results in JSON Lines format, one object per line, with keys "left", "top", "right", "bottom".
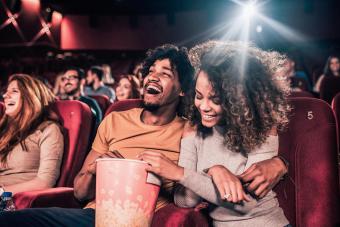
{"left": 5, "top": 123, "right": 64, "bottom": 194}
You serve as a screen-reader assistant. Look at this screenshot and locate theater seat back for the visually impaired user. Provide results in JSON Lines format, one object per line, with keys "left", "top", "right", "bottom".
{"left": 53, "top": 100, "right": 93, "bottom": 187}
{"left": 331, "top": 93, "right": 340, "bottom": 189}
{"left": 89, "top": 94, "right": 111, "bottom": 114}
{"left": 276, "top": 97, "right": 340, "bottom": 227}
{"left": 319, "top": 76, "right": 340, "bottom": 104}
{"left": 105, "top": 99, "right": 142, "bottom": 116}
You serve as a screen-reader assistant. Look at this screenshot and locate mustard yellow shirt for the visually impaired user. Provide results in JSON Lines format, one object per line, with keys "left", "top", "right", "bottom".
{"left": 85, "top": 108, "right": 185, "bottom": 210}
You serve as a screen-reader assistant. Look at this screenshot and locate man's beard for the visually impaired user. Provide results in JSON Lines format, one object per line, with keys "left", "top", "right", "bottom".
{"left": 142, "top": 101, "right": 160, "bottom": 111}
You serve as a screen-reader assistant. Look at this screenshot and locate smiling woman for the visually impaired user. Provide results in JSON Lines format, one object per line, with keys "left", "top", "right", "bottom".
{"left": 0, "top": 74, "right": 64, "bottom": 195}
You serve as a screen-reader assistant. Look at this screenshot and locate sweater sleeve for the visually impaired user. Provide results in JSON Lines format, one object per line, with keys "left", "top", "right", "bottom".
{"left": 37, "top": 123, "right": 64, "bottom": 187}
{"left": 175, "top": 135, "right": 257, "bottom": 212}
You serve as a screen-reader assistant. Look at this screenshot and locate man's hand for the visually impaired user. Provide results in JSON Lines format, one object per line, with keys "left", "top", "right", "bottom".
{"left": 86, "top": 150, "right": 124, "bottom": 175}
{"left": 238, "top": 157, "right": 287, "bottom": 198}
{"left": 207, "top": 165, "right": 250, "bottom": 203}
{"left": 137, "top": 151, "right": 184, "bottom": 181}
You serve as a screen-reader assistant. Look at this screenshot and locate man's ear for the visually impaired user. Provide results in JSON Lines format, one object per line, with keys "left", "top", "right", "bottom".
{"left": 179, "top": 91, "right": 185, "bottom": 97}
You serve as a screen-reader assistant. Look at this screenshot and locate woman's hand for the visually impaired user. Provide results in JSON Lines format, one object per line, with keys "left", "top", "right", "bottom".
{"left": 86, "top": 150, "right": 124, "bottom": 175}
{"left": 137, "top": 151, "right": 184, "bottom": 181}
{"left": 207, "top": 165, "right": 250, "bottom": 203}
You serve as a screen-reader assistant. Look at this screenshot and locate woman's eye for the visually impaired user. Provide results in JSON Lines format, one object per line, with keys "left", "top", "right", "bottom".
{"left": 211, "top": 97, "right": 221, "bottom": 104}
{"left": 195, "top": 94, "right": 202, "bottom": 100}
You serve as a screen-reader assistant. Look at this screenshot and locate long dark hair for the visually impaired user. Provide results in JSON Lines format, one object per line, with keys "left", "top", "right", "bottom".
{"left": 323, "top": 55, "right": 340, "bottom": 77}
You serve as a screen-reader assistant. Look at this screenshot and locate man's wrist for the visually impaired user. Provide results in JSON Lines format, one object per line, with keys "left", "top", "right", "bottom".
{"left": 274, "top": 156, "right": 289, "bottom": 177}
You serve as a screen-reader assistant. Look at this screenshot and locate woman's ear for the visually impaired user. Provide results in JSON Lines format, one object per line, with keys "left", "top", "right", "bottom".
{"left": 179, "top": 91, "right": 185, "bottom": 97}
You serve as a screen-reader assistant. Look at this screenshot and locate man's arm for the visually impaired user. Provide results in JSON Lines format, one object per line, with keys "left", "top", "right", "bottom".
{"left": 73, "top": 149, "right": 123, "bottom": 201}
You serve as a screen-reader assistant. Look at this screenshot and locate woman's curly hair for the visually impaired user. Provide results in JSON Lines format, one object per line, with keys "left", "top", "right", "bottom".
{"left": 186, "top": 41, "right": 291, "bottom": 155}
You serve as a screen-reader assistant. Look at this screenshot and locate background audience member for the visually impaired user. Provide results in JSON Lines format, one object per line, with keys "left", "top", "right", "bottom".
{"left": 0, "top": 74, "right": 64, "bottom": 195}
{"left": 59, "top": 67, "right": 102, "bottom": 128}
{"left": 101, "top": 64, "right": 115, "bottom": 86}
{"left": 84, "top": 66, "right": 116, "bottom": 102}
{"left": 115, "top": 74, "right": 141, "bottom": 101}
{"left": 314, "top": 55, "right": 340, "bottom": 93}
{"left": 52, "top": 73, "right": 66, "bottom": 97}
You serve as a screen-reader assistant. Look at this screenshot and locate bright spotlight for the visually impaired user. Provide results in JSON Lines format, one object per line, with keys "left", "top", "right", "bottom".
{"left": 256, "top": 25, "right": 262, "bottom": 33}
{"left": 242, "top": 2, "right": 257, "bottom": 18}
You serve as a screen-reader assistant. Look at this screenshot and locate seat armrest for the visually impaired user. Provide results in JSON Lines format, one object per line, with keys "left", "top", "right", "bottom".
{"left": 152, "top": 203, "right": 210, "bottom": 227}
{"left": 13, "top": 187, "right": 83, "bottom": 209}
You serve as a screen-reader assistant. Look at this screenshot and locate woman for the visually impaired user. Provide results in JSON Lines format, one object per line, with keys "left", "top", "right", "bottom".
{"left": 313, "top": 55, "right": 340, "bottom": 93}
{"left": 0, "top": 74, "right": 64, "bottom": 195}
{"left": 139, "top": 41, "right": 291, "bottom": 226}
{"left": 114, "top": 74, "right": 140, "bottom": 101}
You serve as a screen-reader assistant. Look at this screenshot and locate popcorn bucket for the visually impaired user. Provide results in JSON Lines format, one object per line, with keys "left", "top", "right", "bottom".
{"left": 95, "top": 159, "right": 161, "bottom": 227}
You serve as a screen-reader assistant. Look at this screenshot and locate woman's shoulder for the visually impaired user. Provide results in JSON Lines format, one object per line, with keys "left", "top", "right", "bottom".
{"left": 38, "top": 121, "right": 63, "bottom": 135}
{"left": 182, "top": 121, "right": 197, "bottom": 138}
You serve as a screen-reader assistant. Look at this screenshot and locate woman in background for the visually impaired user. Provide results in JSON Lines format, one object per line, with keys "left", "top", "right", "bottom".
{"left": 114, "top": 74, "right": 140, "bottom": 101}
{"left": 0, "top": 74, "right": 64, "bottom": 195}
{"left": 313, "top": 55, "right": 340, "bottom": 93}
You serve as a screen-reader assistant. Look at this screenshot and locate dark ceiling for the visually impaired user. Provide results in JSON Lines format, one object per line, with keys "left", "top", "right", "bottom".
{"left": 41, "top": 0, "right": 315, "bottom": 15}
{"left": 40, "top": 0, "right": 229, "bottom": 15}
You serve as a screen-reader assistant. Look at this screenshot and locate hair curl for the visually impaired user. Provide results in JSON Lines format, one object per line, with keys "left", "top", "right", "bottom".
{"left": 187, "top": 41, "right": 291, "bottom": 155}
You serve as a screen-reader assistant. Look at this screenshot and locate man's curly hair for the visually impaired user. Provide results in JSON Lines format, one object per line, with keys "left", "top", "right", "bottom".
{"left": 187, "top": 41, "right": 291, "bottom": 155}
{"left": 141, "top": 44, "right": 194, "bottom": 94}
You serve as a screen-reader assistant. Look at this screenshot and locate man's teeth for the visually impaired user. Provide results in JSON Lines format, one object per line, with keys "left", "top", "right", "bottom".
{"left": 202, "top": 114, "right": 216, "bottom": 120}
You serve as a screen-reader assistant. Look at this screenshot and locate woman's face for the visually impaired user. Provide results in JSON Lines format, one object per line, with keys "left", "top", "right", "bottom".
{"left": 329, "top": 57, "right": 340, "bottom": 73}
{"left": 194, "top": 71, "right": 223, "bottom": 128}
{"left": 116, "top": 78, "right": 133, "bottom": 101}
{"left": 3, "top": 80, "right": 22, "bottom": 117}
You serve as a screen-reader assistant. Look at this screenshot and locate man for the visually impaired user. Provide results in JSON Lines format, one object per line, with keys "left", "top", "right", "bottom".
{"left": 59, "top": 67, "right": 102, "bottom": 128}
{"left": 0, "top": 45, "right": 288, "bottom": 227}
{"left": 84, "top": 66, "right": 116, "bottom": 102}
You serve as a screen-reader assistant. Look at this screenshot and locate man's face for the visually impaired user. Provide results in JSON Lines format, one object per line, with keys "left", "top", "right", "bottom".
{"left": 86, "top": 70, "right": 95, "bottom": 86}
{"left": 143, "top": 59, "right": 182, "bottom": 109}
{"left": 62, "top": 70, "right": 80, "bottom": 95}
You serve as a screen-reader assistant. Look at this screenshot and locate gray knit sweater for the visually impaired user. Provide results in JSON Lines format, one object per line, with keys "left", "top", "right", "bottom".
{"left": 174, "top": 127, "right": 289, "bottom": 227}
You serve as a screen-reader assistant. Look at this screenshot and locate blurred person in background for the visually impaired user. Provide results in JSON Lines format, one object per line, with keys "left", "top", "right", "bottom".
{"left": 101, "top": 64, "right": 115, "bottom": 86}
{"left": 0, "top": 74, "right": 64, "bottom": 195}
{"left": 115, "top": 74, "right": 141, "bottom": 101}
{"left": 84, "top": 66, "right": 116, "bottom": 102}
{"left": 313, "top": 55, "right": 340, "bottom": 93}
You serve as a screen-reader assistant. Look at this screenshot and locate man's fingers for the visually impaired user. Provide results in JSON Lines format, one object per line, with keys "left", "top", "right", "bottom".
{"left": 239, "top": 164, "right": 256, "bottom": 178}
{"left": 254, "top": 181, "right": 269, "bottom": 197}
{"left": 111, "top": 150, "right": 124, "bottom": 158}
{"left": 240, "top": 168, "right": 261, "bottom": 183}
{"left": 246, "top": 177, "right": 264, "bottom": 192}
{"left": 259, "top": 188, "right": 271, "bottom": 199}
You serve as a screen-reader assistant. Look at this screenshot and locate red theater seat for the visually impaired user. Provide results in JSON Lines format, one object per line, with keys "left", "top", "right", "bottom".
{"left": 289, "top": 91, "right": 314, "bottom": 98}
{"left": 89, "top": 94, "right": 111, "bottom": 114}
{"left": 277, "top": 97, "right": 340, "bottom": 227}
{"left": 331, "top": 93, "right": 340, "bottom": 189}
{"left": 13, "top": 100, "right": 94, "bottom": 209}
{"left": 105, "top": 99, "right": 143, "bottom": 116}
{"left": 319, "top": 76, "right": 340, "bottom": 104}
